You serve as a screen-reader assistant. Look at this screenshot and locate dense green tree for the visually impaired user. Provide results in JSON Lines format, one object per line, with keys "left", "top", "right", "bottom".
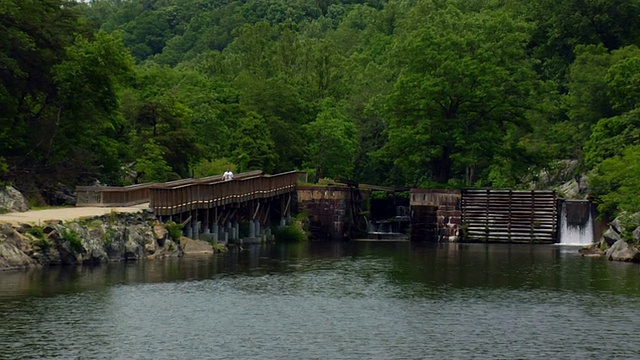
{"left": 523, "top": 0, "right": 640, "bottom": 84}
{"left": 134, "top": 139, "right": 173, "bottom": 182}
{"left": 231, "top": 112, "right": 278, "bottom": 172}
{"left": 53, "top": 31, "right": 135, "bottom": 185}
{"left": 303, "top": 98, "right": 357, "bottom": 179}
{"left": 589, "top": 145, "right": 640, "bottom": 218}
{"left": 383, "top": 4, "right": 539, "bottom": 186}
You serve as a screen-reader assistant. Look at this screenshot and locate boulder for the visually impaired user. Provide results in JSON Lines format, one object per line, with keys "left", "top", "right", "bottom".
{"left": 0, "top": 186, "right": 28, "bottom": 212}
{"left": 0, "top": 224, "right": 38, "bottom": 269}
{"left": 123, "top": 226, "right": 148, "bottom": 260}
{"left": 602, "top": 228, "right": 622, "bottom": 247}
{"left": 579, "top": 243, "right": 604, "bottom": 257}
{"left": 180, "top": 236, "right": 214, "bottom": 255}
{"left": 557, "top": 179, "right": 580, "bottom": 199}
{"left": 605, "top": 239, "right": 640, "bottom": 262}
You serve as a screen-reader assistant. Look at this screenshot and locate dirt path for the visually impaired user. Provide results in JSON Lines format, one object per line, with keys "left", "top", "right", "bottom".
{"left": 0, "top": 203, "right": 150, "bottom": 225}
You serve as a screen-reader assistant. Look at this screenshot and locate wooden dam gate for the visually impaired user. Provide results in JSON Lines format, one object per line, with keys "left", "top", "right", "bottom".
{"left": 410, "top": 189, "right": 559, "bottom": 243}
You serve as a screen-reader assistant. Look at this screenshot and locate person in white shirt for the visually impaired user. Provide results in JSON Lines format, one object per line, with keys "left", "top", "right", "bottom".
{"left": 223, "top": 168, "right": 234, "bottom": 181}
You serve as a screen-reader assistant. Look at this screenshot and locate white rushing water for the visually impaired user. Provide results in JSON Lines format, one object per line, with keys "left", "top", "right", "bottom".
{"left": 559, "top": 200, "right": 594, "bottom": 245}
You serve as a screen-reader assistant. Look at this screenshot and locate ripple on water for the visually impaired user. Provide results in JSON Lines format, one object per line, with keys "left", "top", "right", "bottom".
{"left": 1, "top": 244, "right": 640, "bottom": 359}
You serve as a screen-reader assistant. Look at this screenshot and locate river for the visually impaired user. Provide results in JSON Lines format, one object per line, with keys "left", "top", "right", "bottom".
{"left": 1, "top": 241, "right": 639, "bottom": 359}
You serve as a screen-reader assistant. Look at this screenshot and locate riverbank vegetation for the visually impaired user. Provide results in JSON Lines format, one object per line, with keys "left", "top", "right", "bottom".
{"left": 2, "top": 0, "right": 640, "bottom": 220}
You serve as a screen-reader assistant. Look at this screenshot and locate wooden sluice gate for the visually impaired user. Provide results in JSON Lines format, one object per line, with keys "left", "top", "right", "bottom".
{"left": 410, "top": 189, "right": 560, "bottom": 243}
{"left": 461, "top": 189, "right": 558, "bottom": 243}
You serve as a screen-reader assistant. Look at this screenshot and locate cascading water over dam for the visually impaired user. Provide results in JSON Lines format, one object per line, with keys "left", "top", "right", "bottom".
{"left": 559, "top": 200, "right": 594, "bottom": 245}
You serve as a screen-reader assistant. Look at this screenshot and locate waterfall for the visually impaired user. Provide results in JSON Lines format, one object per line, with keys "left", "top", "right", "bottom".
{"left": 559, "top": 200, "right": 594, "bottom": 245}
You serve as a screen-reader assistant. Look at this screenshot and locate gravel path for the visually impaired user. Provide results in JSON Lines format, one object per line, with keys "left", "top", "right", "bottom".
{"left": 0, "top": 203, "right": 150, "bottom": 225}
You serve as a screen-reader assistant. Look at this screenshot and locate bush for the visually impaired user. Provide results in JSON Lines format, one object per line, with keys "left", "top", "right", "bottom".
{"left": 27, "top": 226, "right": 45, "bottom": 239}
{"left": 164, "top": 221, "right": 183, "bottom": 241}
{"left": 64, "top": 228, "right": 83, "bottom": 252}
{"left": 273, "top": 223, "right": 307, "bottom": 243}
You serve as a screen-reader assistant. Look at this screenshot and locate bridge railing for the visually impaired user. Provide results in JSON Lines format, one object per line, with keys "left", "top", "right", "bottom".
{"left": 150, "top": 171, "right": 301, "bottom": 216}
{"left": 75, "top": 170, "right": 264, "bottom": 207}
{"left": 76, "top": 183, "right": 157, "bottom": 207}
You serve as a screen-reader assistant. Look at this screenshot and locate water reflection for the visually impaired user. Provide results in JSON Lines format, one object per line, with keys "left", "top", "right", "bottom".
{"left": 1, "top": 241, "right": 640, "bottom": 359}
{"left": 1, "top": 242, "right": 639, "bottom": 300}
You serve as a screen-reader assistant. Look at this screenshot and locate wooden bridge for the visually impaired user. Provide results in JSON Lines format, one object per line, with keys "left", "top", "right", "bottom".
{"left": 76, "top": 170, "right": 304, "bottom": 243}
{"left": 77, "top": 173, "right": 566, "bottom": 244}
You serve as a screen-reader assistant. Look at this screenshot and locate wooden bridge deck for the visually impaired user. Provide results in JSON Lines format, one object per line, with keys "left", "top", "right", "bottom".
{"left": 76, "top": 170, "right": 265, "bottom": 208}
{"left": 150, "top": 171, "right": 300, "bottom": 216}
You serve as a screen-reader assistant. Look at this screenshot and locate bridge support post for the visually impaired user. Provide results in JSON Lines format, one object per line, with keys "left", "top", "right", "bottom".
{"left": 186, "top": 225, "right": 193, "bottom": 239}
{"left": 249, "top": 220, "right": 256, "bottom": 238}
{"left": 212, "top": 223, "right": 219, "bottom": 243}
{"left": 233, "top": 221, "right": 239, "bottom": 240}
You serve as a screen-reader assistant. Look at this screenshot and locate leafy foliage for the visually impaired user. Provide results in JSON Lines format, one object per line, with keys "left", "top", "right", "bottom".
{"left": 589, "top": 145, "right": 640, "bottom": 218}
{"left": 2, "top": 0, "right": 640, "bottom": 220}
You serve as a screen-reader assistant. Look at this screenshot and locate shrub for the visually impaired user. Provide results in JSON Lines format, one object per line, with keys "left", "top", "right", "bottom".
{"left": 212, "top": 243, "right": 228, "bottom": 253}
{"left": 164, "top": 221, "right": 183, "bottom": 241}
{"left": 64, "top": 228, "right": 83, "bottom": 252}
{"left": 34, "top": 238, "right": 51, "bottom": 250}
{"left": 273, "top": 223, "right": 307, "bottom": 243}
{"left": 27, "top": 226, "right": 45, "bottom": 240}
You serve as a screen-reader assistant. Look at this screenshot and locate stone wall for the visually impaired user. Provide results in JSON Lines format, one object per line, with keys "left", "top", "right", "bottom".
{"left": 296, "top": 186, "right": 352, "bottom": 240}
{"left": 410, "top": 189, "right": 462, "bottom": 242}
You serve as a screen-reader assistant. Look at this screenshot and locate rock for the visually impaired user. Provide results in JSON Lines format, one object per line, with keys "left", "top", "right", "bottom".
{"left": 610, "top": 213, "right": 640, "bottom": 234}
{"left": 579, "top": 244, "right": 604, "bottom": 257}
{"left": 602, "top": 228, "right": 622, "bottom": 247}
{"left": 0, "top": 225, "right": 38, "bottom": 269}
{"left": 180, "top": 236, "right": 214, "bottom": 255}
{"left": 0, "top": 241, "right": 38, "bottom": 269}
{"left": 0, "top": 213, "right": 197, "bottom": 270}
{"left": 153, "top": 221, "right": 168, "bottom": 245}
{"left": 605, "top": 239, "right": 640, "bottom": 262}
{"left": 557, "top": 179, "right": 580, "bottom": 199}
{"left": 0, "top": 186, "right": 29, "bottom": 212}
{"left": 124, "top": 226, "right": 147, "bottom": 261}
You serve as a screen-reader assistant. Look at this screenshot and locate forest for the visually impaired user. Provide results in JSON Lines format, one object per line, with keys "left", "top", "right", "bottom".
{"left": 1, "top": 0, "right": 640, "bottom": 220}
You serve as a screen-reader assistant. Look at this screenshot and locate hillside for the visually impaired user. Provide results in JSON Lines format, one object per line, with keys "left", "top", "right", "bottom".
{"left": 2, "top": 0, "right": 640, "bottom": 220}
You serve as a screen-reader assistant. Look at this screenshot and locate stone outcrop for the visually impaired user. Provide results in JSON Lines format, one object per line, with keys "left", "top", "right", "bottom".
{"left": 0, "top": 211, "right": 222, "bottom": 271}
{"left": 180, "top": 236, "right": 214, "bottom": 255}
{"left": 605, "top": 239, "right": 640, "bottom": 262}
{"left": 583, "top": 212, "right": 640, "bottom": 263}
{"left": 0, "top": 186, "right": 28, "bottom": 213}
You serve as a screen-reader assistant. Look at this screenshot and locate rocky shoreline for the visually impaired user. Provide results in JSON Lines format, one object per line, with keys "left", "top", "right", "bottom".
{"left": 580, "top": 213, "right": 640, "bottom": 262}
{"left": 0, "top": 211, "right": 223, "bottom": 271}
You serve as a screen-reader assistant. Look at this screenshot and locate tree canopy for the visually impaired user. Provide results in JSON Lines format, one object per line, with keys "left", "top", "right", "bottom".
{"left": 2, "top": 0, "right": 640, "bottom": 218}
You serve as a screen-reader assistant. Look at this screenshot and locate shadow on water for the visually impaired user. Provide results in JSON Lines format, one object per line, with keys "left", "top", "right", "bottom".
{"left": 1, "top": 241, "right": 639, "bottom": 300}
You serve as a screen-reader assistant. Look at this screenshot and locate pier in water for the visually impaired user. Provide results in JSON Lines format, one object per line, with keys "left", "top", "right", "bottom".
{"left": 1, "top": 241, "right": 639, "bottom": 359}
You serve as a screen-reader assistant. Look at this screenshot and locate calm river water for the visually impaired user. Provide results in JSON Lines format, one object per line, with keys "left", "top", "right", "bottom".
{"left": 1, "top": 241, "right": 639, "bottom": 359}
